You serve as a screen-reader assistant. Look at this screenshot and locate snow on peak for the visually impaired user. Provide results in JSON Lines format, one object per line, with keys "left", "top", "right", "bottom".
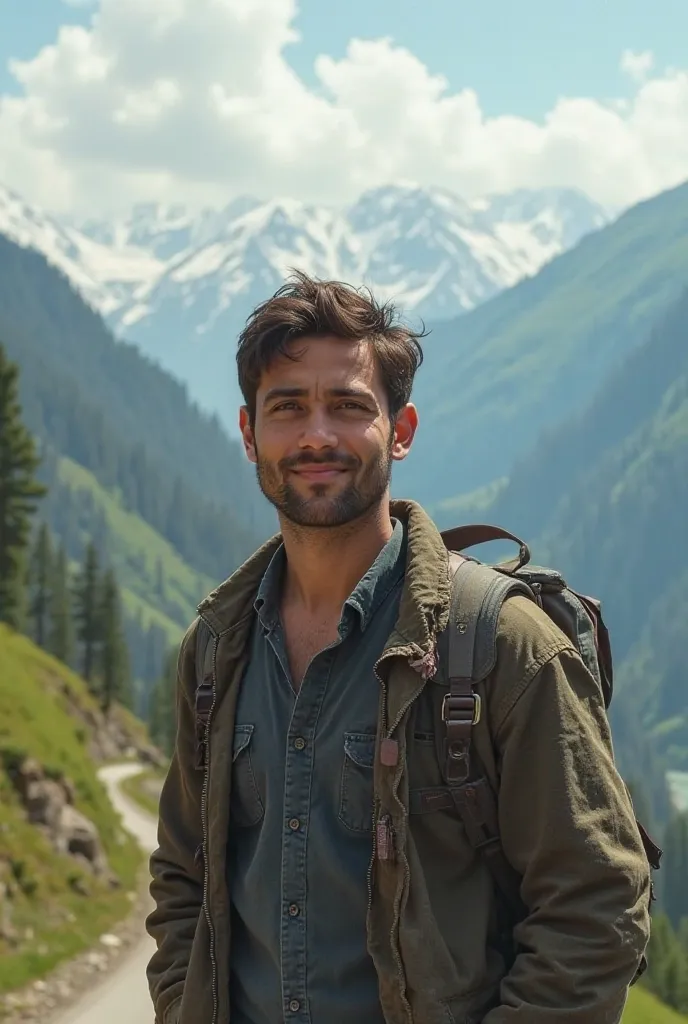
{"left": 0, "top": 180, "right": 612, "bottom": 429}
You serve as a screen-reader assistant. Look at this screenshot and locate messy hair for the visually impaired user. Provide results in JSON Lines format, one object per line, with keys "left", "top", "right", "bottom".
{"left": 236, "top": 270, "right": 426, "bottom": 422}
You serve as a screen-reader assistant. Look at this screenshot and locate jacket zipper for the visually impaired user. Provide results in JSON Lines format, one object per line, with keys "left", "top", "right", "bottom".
{"left": 200, "top": 627, "right": 220, "bottom": 1024}
{"left": 369, "top": 644, "right": 430, "bottom": 1024}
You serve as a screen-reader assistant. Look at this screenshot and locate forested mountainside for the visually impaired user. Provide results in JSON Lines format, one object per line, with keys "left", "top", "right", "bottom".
{"left": 0, "top": 232, "right": 273, "bottom": 538}
{"left": 398, "top": 179, "right": 688, "bottom": 508}
{"left": 0, "top": 230, "right": 275, "bottom": 692}
{"left": 454, "top": 286, "right": 688, "bottom": 823}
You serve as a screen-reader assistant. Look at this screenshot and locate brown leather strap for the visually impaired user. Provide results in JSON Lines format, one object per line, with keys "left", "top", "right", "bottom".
{"left": 448, "top": 779, "right": 526, "bottom": 923}
{"left": 442, "top": 555, "right": 480, "bottom": 784}
{"left": 440, "top": 524, "right": 531, "bottom": 573}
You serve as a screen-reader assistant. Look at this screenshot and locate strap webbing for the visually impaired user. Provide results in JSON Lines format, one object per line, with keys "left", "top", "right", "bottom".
{"left": 194, "top": 618, "right": 215, "bottom": 770}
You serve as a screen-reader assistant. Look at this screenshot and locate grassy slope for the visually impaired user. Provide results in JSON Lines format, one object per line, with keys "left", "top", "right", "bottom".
{"left": 58, "top": 455, "right": 214, "bottom": 645}
{"left": 0, "top": 625, "right": 141, "bottom": 993}
{"left": 624, "top": 987, "right": 687, "bottom": 1023}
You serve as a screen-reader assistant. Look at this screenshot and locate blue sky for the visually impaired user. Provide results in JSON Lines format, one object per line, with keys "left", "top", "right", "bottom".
{"left": 0, "top": 0, "right": 686, "bottom": 216}
{"left": 1, "top": 0, "right": 687, "bottom": 118}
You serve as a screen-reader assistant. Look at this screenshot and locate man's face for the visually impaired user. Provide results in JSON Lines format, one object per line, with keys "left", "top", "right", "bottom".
{"left": 239, "top": 334, "right": 418, "bottom": 529}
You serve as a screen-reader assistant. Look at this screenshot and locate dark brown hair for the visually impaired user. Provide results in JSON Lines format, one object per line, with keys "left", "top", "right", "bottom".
{"left": 236, "top": 270, "right": 426, "bottom": 422}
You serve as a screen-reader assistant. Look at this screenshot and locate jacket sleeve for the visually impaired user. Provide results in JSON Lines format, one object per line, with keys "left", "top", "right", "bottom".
{"left": 145, "top": 619, "right": 204, "bottom": 1024}
{"left": 484, "top": 643, "right": 653, "bottom": 1023}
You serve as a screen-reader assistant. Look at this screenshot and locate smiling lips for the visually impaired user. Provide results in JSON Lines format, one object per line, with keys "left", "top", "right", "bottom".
{"left": 290, "top": 464, "right": 349, "bottom": 482}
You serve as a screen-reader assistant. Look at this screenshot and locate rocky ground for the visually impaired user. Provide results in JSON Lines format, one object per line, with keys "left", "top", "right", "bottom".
{"left": 0, "top": 868, "right": 152, "bottom": 1023}
{"left": 0, "top": 696, "right": 165, "bottom": 1024}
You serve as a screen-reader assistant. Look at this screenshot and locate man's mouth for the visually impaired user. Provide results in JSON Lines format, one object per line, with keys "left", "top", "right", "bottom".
{"left": 290, "top": 464, "right": 349, "bottom": 481}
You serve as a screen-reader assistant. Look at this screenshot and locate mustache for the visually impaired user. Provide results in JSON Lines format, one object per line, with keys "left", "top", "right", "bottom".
{"left": 279, "top": 452, "right": 360, "bottom": 471}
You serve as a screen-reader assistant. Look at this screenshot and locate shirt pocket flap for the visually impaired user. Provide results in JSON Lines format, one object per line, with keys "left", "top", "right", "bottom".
{"left": 233, "top": 724, "right": 255, "bottom": 761}
{"left": 343, "top": 732, "right": 376, "bottom": 768}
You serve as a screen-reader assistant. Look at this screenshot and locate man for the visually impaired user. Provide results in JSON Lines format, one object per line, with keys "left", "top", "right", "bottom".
{"left": 146, "top": 271, "right": 652, "bottom": 1024}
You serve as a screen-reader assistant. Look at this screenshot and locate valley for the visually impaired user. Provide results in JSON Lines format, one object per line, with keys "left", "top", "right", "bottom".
{"left": 0, "top": 169, "right": 687, "bottom": 1019}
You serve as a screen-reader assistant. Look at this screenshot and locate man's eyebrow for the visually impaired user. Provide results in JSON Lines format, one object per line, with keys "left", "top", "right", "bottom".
{"left": 262, "top": 386, "right": 308, "bottom": 405}
{"left": 262, "top": 385, "right": 375, "bottom": 404}
{"left": 329, "top": 387, "right": 375, "bottom": 400}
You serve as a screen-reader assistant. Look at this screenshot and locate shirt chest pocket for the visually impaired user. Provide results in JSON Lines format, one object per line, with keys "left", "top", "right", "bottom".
{"left": 338, "top": 732, "right": 376, "bottom": 834}
{"left": 231, "top": 724, "right": 265, "bottom": 828}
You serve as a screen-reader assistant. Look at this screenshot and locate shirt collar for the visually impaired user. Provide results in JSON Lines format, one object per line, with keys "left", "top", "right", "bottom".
{"left": 253, "top": 518, "right": 406, "bottom": 636}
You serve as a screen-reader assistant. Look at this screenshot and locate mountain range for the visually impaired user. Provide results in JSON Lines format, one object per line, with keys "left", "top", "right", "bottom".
{"left": 1, "top": 168, "right": 687, "bottom": 1020}
{"left": 487, "top": 283, "right": 688, "bottom": 820}
{"left": 0, "top": 182, "right": 609, "bottom": 433}
{"left": 1, "top": 172, "right": 687, "bottom": 779}
{"left": 404, "top": 179, "right": 688, "bottom": 510}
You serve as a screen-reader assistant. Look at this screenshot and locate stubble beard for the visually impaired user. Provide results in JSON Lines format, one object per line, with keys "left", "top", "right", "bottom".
{"left": 255, "top": 441, "right": 394, "bottom": 529}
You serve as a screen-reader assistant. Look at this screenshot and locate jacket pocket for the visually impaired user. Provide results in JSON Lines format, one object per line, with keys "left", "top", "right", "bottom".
{"left": 338, "top": 732, "right": 376, "bottom": 833}
{"left": 442, "top": 982, "right": 500, "bottom": 1023}
{"left": 230, "top": 724, "right": 264, "bottom": 828}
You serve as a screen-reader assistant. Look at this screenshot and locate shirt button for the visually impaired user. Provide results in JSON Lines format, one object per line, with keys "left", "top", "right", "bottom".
{"left": 289, "top": 999, "right": 300, "bottom": 1012}
{"left": 288, "top": 903, "right": 300, "bottom": 916}
{"left": 293, "top": 737, "right": 306, "bottom": 750}
{"left": 288, "top": 817, "right": 300, "bottom": 831}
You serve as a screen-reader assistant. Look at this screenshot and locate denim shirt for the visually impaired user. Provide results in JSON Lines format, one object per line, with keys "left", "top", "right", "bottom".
{"left": 228, "top": 520, "right": 406, "bottom": 1024}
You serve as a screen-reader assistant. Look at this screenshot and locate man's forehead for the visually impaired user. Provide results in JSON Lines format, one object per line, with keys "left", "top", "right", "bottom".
{"left": 260, "top": 336, "right": 378, "bottom": 387}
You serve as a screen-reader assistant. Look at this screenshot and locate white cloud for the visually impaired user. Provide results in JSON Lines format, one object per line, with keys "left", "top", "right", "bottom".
{"left": 621, "top": 49, "right": 655, "bottom": 82}
{"left": 0, "top": 0, "right": 687, "bottom": 216}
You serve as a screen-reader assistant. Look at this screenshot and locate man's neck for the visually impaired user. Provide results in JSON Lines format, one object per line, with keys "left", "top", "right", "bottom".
{"left": 279, "top": 505, "right": 395, "bottom": 618}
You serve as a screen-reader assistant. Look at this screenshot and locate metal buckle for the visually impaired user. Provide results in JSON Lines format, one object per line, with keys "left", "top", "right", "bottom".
{"left": 442, "top": 692, "right": 482, "bottom": 726}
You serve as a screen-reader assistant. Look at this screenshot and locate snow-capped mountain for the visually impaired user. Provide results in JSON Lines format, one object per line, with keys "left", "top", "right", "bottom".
{"left": 0, "top": 181, "right": 611, "bottom": 434}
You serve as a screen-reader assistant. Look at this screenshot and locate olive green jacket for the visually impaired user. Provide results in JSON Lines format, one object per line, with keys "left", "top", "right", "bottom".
{"left": 146, "top": 499, "right": 652, "bottom": 1024}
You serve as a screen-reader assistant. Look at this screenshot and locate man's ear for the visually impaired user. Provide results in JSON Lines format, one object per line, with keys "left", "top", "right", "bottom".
{"left": 239, "top": 406, "right": 257, "bottom": 464}
{"left": 391, "top": 403, "right": 419, "bottom": 462}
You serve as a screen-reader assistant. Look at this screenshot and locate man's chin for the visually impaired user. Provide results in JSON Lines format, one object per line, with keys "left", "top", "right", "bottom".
{"left": 273, "top": 491, "right": 366, "bottom": 529}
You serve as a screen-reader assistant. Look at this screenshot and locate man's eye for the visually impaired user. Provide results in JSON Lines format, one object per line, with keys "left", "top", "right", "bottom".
{"left": 273, "top": 401, "right": 299, "bottom": 411}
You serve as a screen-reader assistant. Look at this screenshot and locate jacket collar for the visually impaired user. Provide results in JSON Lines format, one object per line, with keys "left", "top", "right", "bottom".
{"left": 197, "top": 499, "right": 452, "bottom": 656}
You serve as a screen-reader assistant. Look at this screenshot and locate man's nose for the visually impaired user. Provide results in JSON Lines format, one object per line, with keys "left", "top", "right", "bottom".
{"left": 297, "top": 409, "right": 338, "bottom": 449}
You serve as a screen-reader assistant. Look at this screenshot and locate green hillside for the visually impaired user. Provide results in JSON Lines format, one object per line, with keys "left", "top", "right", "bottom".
{"left": 0, "top": 624, "right": 142, "bottom": 994}
{"left": 623, "top": 987, "right": 687, "bottom": 1023}
{"left": 446, "top": 285, "right": 688, "bottom": 825}
{"left": 50, "top": 454, "right": 213, "bottom": 645}
{"left": 512, "top": 290, "right": 687, "bottom": 786}
{"left": 0, "top": 228, "right": 271, "bottom": 690}
{"left": 398, "top": 179, "right": 688, "bottom": 506}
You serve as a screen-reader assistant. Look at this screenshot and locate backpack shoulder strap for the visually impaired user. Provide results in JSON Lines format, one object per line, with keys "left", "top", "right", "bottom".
{"left": 194, "top": 617, "right": 215, "bottom": 770}
{"left": 436, "top": 553, "right": 531, "bottom": 923}
{"left": 440, "top": 552, "right": 532, "bottom": 783}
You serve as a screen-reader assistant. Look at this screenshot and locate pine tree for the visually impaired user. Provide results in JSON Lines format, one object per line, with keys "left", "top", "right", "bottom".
{"left": 662, "top": 812, "right": 688, "bottom": 928}
{"left": 148, "top": 645, "right": 178, "bottom": 757}
{"left": 48, "top": 544, "right": 74, "bottom": 666}
{"left": 29, "top": 521, "right": 53, "bottom": 648}
{"left": 645, "top": 911, "right": 688, "bottom": 1012}
{"left": 73, "top": 541, "right": 101, "bottom": 688}
{"left": 98, "top": 567, "right": 132, "bottom": 713}
{"left": 0, "top": 343, "right": 47, "bottom": 627}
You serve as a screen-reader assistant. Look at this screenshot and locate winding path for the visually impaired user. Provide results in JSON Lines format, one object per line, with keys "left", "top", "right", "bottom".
{"left": 51, "top": 763, "right": 159, "bottom": 1024}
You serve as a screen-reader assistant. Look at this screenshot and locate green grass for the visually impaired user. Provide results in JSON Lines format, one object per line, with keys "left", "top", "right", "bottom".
{"left": 58, "top": 455, "right": 214, "bottom": 645}
{"left": 0, "top": 625, "right": 143, "bottom": 995}
{"left": 623, "top": 986, "right": 688, "bottom": 1022}
{"left": 120, "top": 767, "right": 167, "bottom": 819}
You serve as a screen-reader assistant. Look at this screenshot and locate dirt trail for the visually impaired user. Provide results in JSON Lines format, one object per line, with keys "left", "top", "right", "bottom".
{"left": 50, "top": 763, "right": 159, "bottom": 1024}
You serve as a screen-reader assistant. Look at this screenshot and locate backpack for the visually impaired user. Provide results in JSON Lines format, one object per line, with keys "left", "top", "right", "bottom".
{"left": 192, "top": 521, "right": 662, "bottom": 975}
{"left": 434, "top": 523, "right": 662, "bottom": 979}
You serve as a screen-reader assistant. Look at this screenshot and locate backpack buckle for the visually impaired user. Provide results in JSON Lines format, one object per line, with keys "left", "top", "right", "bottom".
{"left": 442, "top": 691, "right": 482, "bottom": 727}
